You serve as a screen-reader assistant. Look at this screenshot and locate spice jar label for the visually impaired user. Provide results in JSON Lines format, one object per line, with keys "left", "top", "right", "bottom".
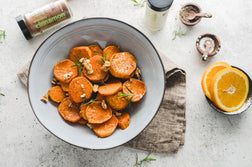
{"left": 16, "top": 0, "right": 72, "bottom": 40}
{"left": 32, "top": 12, "right": 67, "bottom": 29}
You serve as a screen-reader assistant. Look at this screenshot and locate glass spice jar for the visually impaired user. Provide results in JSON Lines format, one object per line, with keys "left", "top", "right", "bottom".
{"left": 16, "top": 0, "right": 72, "bottom": 40}
{"left": 144, "top": 0, "right": 174, "bottom": 31}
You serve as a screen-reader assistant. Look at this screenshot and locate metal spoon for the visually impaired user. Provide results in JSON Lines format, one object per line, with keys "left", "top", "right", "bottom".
{"left": 187, "top": 10, "right": 212, "bottom": 20}
{"left": 202, "top": 40, "right": 213, "bottom": 61}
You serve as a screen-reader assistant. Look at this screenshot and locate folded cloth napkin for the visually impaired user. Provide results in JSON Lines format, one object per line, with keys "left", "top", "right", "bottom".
{"left": 17, "top": 53, "right": 186, "bottom": 153}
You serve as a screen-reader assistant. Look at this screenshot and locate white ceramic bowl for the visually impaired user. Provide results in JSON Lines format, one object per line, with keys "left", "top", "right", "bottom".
{"left": 28, "top": 18, "right": 165, "bottom": 149}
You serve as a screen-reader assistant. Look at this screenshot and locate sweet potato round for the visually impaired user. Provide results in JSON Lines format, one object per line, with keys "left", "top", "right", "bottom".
{"left": 92, "top": 115, "right": 118, "bottom": 138}
{"left": 54, "top": 59, "right": 78, "bottom": 83}
{"left": 78, "top": 118, "right": 87, "bottom": 125}
{"left": 103, "top": 45, "right": 120, "bottom": 61}
{"left": 110, "top": 52, "right": 137, "bottom": 79}
{"left": 106, "top": 91, "right": 129, "bottom": 110}
{"left": 98, "top": 79, "right": 122, "bottom": 96}
{"left": 89, "top": 44, "right": 103, "bottom": 56}
{"left": 69, "top": 46, "right": 92, "bottom": 62}
{"left": 48, "top": 86, "right": 66, "bottom": 103}
{"left": 123, "top": 78, "right": 146, "bottom": 102}
{"left": 117, "top": 112, "right": 130, "bottom": 130}
{"left": 68, "top": 77, "right": 93, "bottom": 103}
{"left": 82, "top": 55, "right": 108, "bottom": 83}
{"left": 59, "top": 81, "right": 69, "bottom": 92}
{"left": 79, "top": 104, "right": 88, "bottom": 120}
{"left": 85, "top": 103, "right": 112, "bottom": 124}
{"left": 58, "top": 97, "right": 81, "bottom": 123}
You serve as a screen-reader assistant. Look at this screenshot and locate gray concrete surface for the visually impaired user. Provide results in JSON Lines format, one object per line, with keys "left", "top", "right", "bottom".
{"left": 0, "top": 0, "right": 252, "bottom": 166}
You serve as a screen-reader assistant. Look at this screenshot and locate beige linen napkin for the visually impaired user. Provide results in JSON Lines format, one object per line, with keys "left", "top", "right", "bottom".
{"left": 17, "top": 53, "right": 186, "bottom": 153}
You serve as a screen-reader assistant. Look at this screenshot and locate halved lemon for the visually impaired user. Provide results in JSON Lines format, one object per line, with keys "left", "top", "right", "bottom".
{"left": 210, "top": 67, "right": 249, "bottom": 112}
{"left": 201, "top": 62, "right": 231, "bottom": 100}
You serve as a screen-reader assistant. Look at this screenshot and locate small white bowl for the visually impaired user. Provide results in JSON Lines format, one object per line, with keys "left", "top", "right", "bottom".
{"left": 28, "top": 18, "right": 165, "bottom": 149}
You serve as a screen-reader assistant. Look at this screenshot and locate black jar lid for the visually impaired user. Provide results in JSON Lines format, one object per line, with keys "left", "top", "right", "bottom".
{"left": 16, "top": 15, "right": 33, "bottom": 40}
{"left": 147, "top": 0, "right": 174, "bottom": 12}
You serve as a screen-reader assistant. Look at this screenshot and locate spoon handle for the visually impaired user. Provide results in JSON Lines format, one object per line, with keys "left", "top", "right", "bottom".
{"left": 202, "top": 42, "right": 212, "bottom": 61}
{"left": 196, "top": 13, "right": 212, "bottom": 18}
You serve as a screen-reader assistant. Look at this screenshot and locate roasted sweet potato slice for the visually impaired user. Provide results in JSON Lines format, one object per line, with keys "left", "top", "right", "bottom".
{"left": 79, "top": 104, "right": 88, "bottom": 120}
{"left": 69, "top": 46, "right": 92, "bottom": 62}
{"left": 110, "top": 52, "right": 137, "bottom": 79}
{"left": 58, "top": 97, "right": 81, "bottom": 122}
{"left": 92, "top": 115, "right": 118, "bottom": 138}
{"left": 89, "top": 44, "right": 103, "bottom": 56}
{"left": 103, "top": 45, "right": 120, "bottom": 61}
{"left": 85, "top": 103, "right": 112, "bottom": 124}
{"left": 82, "top": 55, "right": 108, "bottom": 83}
{"left": 98, "top": 79, "right": 122, "bottom": 96}
{"left": 123, "top": 78, "right": 146, "bottom": 102}
{"left": 48, "top": 86, "right": 66, "bottom": 103}
{"left": 78, "top": 118, "right": 88, "bottom": 125}
{"left": 59, "top": 81, "right": 69, "bottom": 92}
{"left": 54, "top": 59, "right": 78, "bottom": 83}
{"left": 117, "top": 112, "right": 130, "bottom": 130}
{"left": 106, "top": 91, "right": 129, "bottom": 110}
{"left": 68, "top": 76, "right": 93, "bottom": 103}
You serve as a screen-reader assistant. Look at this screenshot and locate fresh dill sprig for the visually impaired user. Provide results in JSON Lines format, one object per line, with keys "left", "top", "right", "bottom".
{"left": 0, "top": 30, "right": 6, "bottom": 43}
{"left": 134, "top": 153, "right": 156, "bottom": 167}
{"left": 172, "top": 27, "right": 188, "bottom": 40}
{"left": 72, "top": 56, "right": 83, "bottom": 76}
{"left": 131, "top": 0, "right": 146, "bottom": 7}
{"left": 0, "top": 93, "right": 5, "bottom": 96}
{"left": 81, "top": 98, "right": 98, "bottom": 106}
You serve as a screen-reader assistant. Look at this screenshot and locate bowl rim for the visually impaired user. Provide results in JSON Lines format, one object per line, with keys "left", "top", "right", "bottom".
{"left": 27, "top": 17, "right": 166, "bottom": 150}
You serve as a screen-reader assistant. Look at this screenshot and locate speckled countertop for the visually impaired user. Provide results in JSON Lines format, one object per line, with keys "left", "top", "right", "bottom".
{"left": 0, "top": 0, "right": 252, "bottom": 166}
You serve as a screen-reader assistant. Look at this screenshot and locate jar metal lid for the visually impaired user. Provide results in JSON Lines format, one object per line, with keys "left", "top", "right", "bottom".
{"left": 16, "top": 15, "right": 33, "bottom": 40}
{"left": 147, "top": 0, "right": 174, "bottom": 12}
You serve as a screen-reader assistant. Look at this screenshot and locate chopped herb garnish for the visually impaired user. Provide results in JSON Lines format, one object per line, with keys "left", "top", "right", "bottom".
{"left": 0, "top": 93, "right": 5, "bottom": 96}
{"left": 117, "top": 93, "right": 131, "bottom": 98}
{"left": 97, "top": 60, "right": 104, "bottom": 65}
{"left": 0, "top": 30, "right": 6, "bottom": 43}
{"left": 131, "top": 0, "right": 146, "bottom": 7}
{"left": 126, "top": 85, "right": 133, "bottom": 94}
{"left": 128, "top": 96, "right": 134, "bottom": 108}
{"left": 71, "top": 56, "right": 83, "bottom": 76}
{"left": 81, "top": 98, "right": 98, "bottom": 106}
{"left": 117, "top": 86, "right": 134, "bottom": 107}
{"left": 172, "top": 27, "right": 188, "bottom": 40}
{"left": 134, "top": 153, "right": 156, "bottom": 167}
{"left": 97, "top": 52, "right": 109, "bottom": 65}
{"left": 117, "top": 93, "right": 133, "bottom": 107}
